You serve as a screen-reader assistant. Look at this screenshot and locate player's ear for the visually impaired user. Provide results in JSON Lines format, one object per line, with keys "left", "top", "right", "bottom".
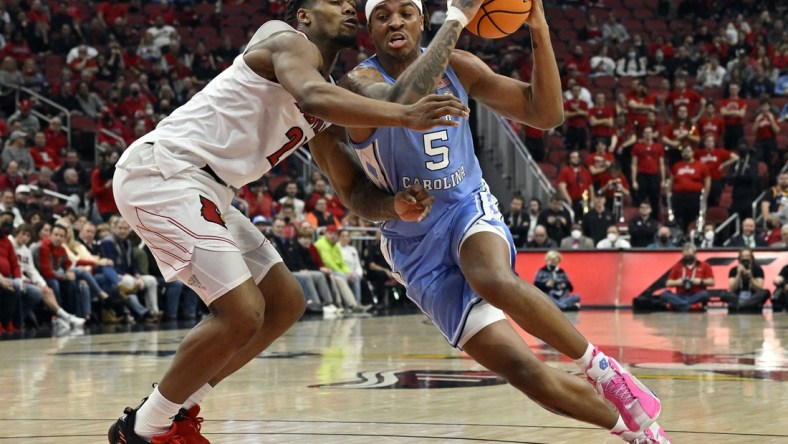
{"left": 297, "top": 8, "right": 311, "bottom": 25}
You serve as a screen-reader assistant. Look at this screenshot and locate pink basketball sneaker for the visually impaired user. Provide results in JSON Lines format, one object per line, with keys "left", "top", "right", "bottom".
{"left": 585, "top": 347, "right": 661, "bottom": 432}
{"left": 626, "top": 422, "right": 673, "bottom": 443}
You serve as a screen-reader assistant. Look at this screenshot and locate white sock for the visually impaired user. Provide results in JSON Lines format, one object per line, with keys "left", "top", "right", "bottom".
{"left": 183, "top": 383, "right": 213, "bottom": 410}
{"left": 55, "top": 308, "right": 70, "bottom": 320}
{"left": 611, "top": 415, "right": 642, "bottom": 441}
{"left": 573, "top": 342, "right": 595, "bottom": 371}
{"left": 134, "top": 386, "right": 181, "bottom": 439}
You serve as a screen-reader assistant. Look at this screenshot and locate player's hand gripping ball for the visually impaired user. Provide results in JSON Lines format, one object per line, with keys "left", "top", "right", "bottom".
{"left": 466, "top": 0, "right": 531, "bottom": 39}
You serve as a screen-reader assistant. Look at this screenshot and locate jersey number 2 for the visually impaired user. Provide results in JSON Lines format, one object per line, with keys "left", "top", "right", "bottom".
{"left": 267, "top": 127, "right": 305, "bottom": 166}
{"left": 423, "top": 130, "right": 449, "bottom": 171}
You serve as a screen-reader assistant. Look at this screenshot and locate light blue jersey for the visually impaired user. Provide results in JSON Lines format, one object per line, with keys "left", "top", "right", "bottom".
{"left": 350, "top": 53, "right": 484, "bottom": 239}
{"left": 350, "top": 53, "right": 516, "bottom": 348}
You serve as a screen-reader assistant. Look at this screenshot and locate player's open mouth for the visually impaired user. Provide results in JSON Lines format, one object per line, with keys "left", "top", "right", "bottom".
{"left": 388, "top": 33, "right": 406, "bottom": 49}
{"left": 343, "top": 18, "right": 359, "bottom": 29}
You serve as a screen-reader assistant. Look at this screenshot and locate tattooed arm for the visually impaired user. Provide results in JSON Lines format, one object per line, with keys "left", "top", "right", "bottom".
{"left": 342, "top": 0, "right": 482, "bottom": 106}
{"left": 388, "top": 19, "right": 468, "bottom": 103}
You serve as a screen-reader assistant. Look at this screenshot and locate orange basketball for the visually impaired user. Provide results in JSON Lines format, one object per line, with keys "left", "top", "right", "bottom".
{"left": 466, "top": 0, "right": 532, "bottom": 39}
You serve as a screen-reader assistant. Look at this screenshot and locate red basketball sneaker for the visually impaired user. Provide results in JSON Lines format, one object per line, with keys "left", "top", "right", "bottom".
{"left": 173, "top": 405, "right": 210, "bottom": 443}
{"left": 108, "top": 405, "right": 185, "bottom": 444}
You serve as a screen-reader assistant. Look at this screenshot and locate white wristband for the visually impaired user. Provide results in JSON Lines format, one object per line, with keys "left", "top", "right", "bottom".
{"left": 445, "top": 6, "right": 470, "bottom": 28}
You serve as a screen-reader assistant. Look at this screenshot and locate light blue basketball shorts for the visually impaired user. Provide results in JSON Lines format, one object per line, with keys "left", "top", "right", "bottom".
{"left": 381, "top": 186, "right": 516, "bottom": 348}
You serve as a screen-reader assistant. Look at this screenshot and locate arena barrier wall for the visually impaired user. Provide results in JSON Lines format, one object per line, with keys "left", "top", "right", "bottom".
{"left": 514, "top": 250, "right": 787, "bottom": 307}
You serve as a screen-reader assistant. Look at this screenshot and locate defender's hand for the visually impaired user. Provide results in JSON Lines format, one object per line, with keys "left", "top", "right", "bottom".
{"left": 395, "top": 182, "right": 435, "bottom": 222}
{"left": 400, "top": 94, "right": 469, "bottom": 131}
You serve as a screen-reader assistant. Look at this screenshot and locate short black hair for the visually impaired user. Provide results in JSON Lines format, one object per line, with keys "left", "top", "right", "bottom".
{"left": 286, "top": 0, "right": 317, "bottom": 24}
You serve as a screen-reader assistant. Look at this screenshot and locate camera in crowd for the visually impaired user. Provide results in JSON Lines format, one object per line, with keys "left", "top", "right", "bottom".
{"left": 682, "top": 278, "right": 693, "bottom": 291}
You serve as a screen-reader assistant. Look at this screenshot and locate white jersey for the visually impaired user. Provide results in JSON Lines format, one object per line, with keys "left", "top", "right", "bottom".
{"left": 118, "top": 21, "right": 330, "bottom": 189}
{"left": 8, "top": 236, "right": 46, "bottom": 286}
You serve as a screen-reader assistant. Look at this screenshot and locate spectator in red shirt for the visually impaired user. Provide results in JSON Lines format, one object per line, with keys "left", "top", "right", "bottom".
{"left": 589, "top": 93, "right": 614, "bottom": 145}
{"left": 720, "top": 83, "right": 747, "bottom": 150}
{"left": 563, "top": 84, "right": 589, "bottom": 152}
{"left": 696, "top": 134, "right": 737, "bottom": 206}
{"left": 752, "top": 98, "right": 780, "bottom": 176}
{"left": 0, "top": 210, "right": 22, "bottom": 332}
{"left": 43, "top": 117, "right": 67, "bottom": 161}
{"left": 587, "top": 138, "right": 614, "bottom": 185}
{"left": 524, "top": 125, "right": 545, "bottom": 162}
{"left": 0, "top": 161, "right": 26, "bottom": 191}
{"left": 1, "top": 30, "right": 32, "bottom": 64}
{"left": 564, "top": 44, "right": 591, "bottom": 75}
{"left": 27, "top": 0, "right": 49, "bottom": 25}
{"left": 697, "top": 102, "right": 724, "bottom": 141}
{"left": 597, "top": 161, "right": 630, "bottom": 207}
{"left": 36, "top": 224, "right": 80, "bottom": 307}
{"left": 91, "top": 150, "right": 119, "bottom": 222}
{"left": 657, "top": 244, "right": 715, "bottom": 312}
{"left": 662, "top": 105, "right": 701, "bottom": 167}
{"left": 97, "top": 0, "right": 128, "bottom": 29}
{"left": 241, "top": 180, "right": 276, "bottom": 220}
{"left": 611, "top": 113, "right": 637, "bottom": 181}
{"left": 631, "top": 127, "right": 667, "bottom": 220}
{"left": 667, "top": 77, "right": 705, "bottom": 120}
{"left": 627, "top": 80, "right": 657, "bottom": 129}
{"left": 558, "top": 150, "right": 594, "bottom": 218}
{"left": 119, "top": 83, "right": 150, "bottom": 121}
{"left": 668, "top": 145, "right": 711, "bottom": 232}
{"left": 29, "top": 131, "right": 59, "bottom": 171}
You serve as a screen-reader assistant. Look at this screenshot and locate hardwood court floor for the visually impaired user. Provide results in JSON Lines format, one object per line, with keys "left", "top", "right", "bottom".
{"left": 2, "top": 309, "right": 788, "bottom": 443}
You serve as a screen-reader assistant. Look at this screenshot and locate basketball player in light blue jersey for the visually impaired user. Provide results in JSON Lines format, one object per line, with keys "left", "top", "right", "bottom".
{"left": 324, "top": 0, "right": 672, "bottom": 441}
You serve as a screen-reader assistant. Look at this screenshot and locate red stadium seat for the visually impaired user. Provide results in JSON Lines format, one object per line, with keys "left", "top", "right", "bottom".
{"left": 223, "top": 14, "right": 250, "bottom": 28}
{"left": 548, "top": 149, "right": 567, "bottom": 166}
{"left": 632, "top": 8, "right": 653, "bottom": 20}
{"left": 193, "top": 26, "right": 218, "bottom": 40}
{"left": 538, "top": 162, "right": 559, "bottom": 179}
{"left": 719, "top": 187, "right": 732, "bottom": 209}
{"left": 705, "top": 206, "right": 730, "bottom": 225}
{"left": 592, "top": 75, "right": 617, "bottom": 90}
{"left": 195, "top": 3, "right": 216, "bottom": 17}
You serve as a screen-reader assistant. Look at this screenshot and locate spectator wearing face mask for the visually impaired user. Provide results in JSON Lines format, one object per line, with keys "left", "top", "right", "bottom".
{"left": 656, "top": 243, "right": 714, "bottom": 312}
{"left": 533, "top": 250, "right": 581, "bottom": 311}
{"left": 595, "top": 225, "right": 631, "bottom": 249}
{"left": 560, "top": 223, "right": 594, "bottom": 249}
{"left": 647, "top": 226, "right": 677, "bottom": 249}
{"left": 720, "top": 248, "right": 769, "bottom": 314}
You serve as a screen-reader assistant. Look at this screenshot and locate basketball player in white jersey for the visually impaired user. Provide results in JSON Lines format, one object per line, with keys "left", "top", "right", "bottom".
{"left": 324, "top": 0, "right": 671, "bottom": 442}
{"left": 106, "top": 0, "right": 471, "bottom": 441}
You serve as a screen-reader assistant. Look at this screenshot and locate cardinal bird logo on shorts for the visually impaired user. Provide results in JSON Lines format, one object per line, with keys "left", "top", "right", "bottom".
{"left": 199, "top": 195, "right": 226, "bottom": 228}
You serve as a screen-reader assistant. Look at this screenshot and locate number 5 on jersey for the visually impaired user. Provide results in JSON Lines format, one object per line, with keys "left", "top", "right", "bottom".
{"left": 424, "top": 130, "right": 449, "bottom": 171}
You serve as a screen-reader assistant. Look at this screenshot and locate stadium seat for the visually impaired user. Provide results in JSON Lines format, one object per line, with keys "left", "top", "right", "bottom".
{"left": 267, "top": 175, "right": 290, "bottom": 193}
{"left": 195, "top": 3, "right": 216, "bottom": 17}
{"left": 538, "top": 162, "right": 559, "bottom": 179}
{"left": 592, "top": 75, "right": 617, "bottom": 90}
{"left": 223, "top": 14, "right": 249, "bottom": 28}
{"left": 705, "top": 206, "right": 730, "bottom": 225}
{"left": 632, "top": 8, "right": 653, "bottom": 20}
{"left": 193, "top": 26, "right": 218, "bottom": 40}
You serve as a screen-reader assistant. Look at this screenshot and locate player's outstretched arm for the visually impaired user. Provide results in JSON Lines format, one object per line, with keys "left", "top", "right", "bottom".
{"left": 310, "top": 126, "right": 434, "bottom": 222}
{"left": 451, "top": 0, "right": 564, "bottom": 129}
{"left": 249, "top": 32, "right": 468, "bottom": 131}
